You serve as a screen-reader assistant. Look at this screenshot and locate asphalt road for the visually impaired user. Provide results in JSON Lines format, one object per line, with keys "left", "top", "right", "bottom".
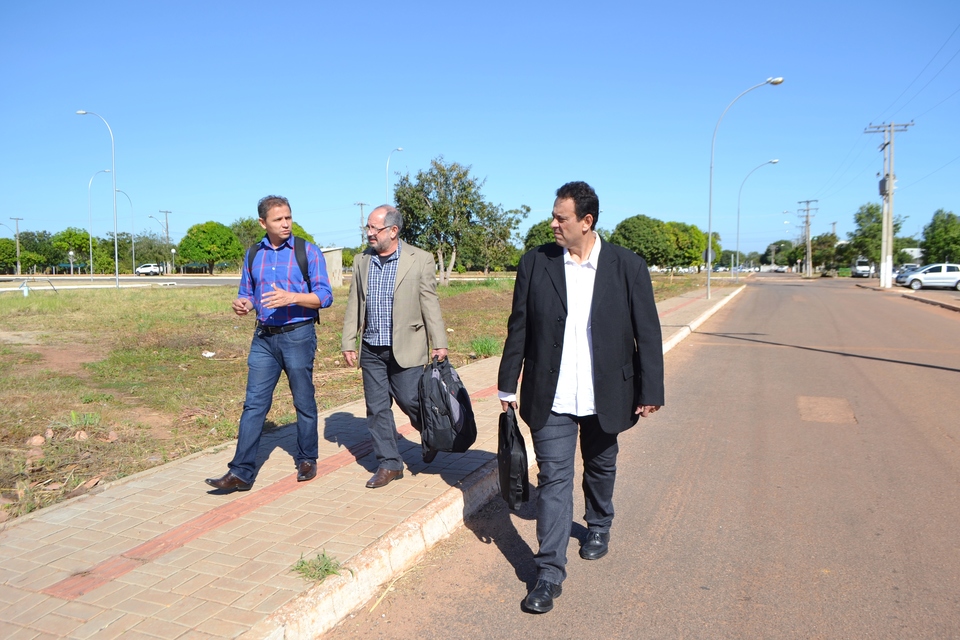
{"left": 326, "top": 275, "right": 960, "bottom": 639}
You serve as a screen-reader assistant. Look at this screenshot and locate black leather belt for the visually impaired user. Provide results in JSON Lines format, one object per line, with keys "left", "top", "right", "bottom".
{"left": 257, "top": 319, "right": 315, "bottom": 335}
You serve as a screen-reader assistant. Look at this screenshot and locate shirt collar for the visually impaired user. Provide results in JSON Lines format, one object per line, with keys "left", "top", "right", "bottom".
{"left": 562, "top": 232, "right": 601, "bottom": 268}
{"left": 260, "top": 235, "right": 294, "bottom": 251}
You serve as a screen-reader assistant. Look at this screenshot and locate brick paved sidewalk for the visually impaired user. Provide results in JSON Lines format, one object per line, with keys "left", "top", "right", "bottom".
{"left": 0, "top": 286, "right": 744, "bottom": 640}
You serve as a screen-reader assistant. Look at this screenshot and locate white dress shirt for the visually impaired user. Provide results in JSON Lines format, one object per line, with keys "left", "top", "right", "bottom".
{"left": 551, "top": 234, "right": 601, "bottom": 416}
{"left": 497, "top": 234, "right": 602, "bottom": 414}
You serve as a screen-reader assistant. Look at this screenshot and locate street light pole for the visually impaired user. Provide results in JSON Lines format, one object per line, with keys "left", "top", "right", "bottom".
{"left": 76, "top": 110, "right": 120, "bottom": 288}
{"left": 735, "top": 159, "right": 778, "bottom": 284}
{"left": 386, "top": 147, "right": 403, "bottom": 203}
{"left": 116, "top": 189, "right": 134, "bottom": 271}
{"left": 87, "top": 169, "right": 110, "bottom": 280}
{"left": 707, "top": 77, "right": 783, "bottom": 299}
{"left": 8, "top": 217, "right": 22, "bottom": 276}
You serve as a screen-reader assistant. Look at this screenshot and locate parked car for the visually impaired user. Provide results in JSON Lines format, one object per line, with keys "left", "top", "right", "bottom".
{"left": 896, "top": 263, "right": 960, "bottom": 290}
{"left": 135, "top": 263, "right": 162, "bottom": 276}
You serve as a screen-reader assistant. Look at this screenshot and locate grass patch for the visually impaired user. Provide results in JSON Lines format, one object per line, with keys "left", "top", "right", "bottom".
{"left": 0, "top": 273, "right": 714, "bottom": 520}
{"left": 469, "top": 336, "right": 501, "bottom": 357}
{"left": 292, "top": 551, "right": 347, "bottom": 582}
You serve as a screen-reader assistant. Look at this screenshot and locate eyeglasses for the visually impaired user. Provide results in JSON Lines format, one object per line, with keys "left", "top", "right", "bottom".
{"left": 362, "top": 225, "right": 392, "bottom": 234}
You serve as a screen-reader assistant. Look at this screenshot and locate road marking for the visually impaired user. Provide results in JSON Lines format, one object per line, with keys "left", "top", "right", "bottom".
{"left": 796, "top": 396, "right": 858, "bottom": 424}
{"left": 42, "top": 383, "right": 499, "bottom": 600}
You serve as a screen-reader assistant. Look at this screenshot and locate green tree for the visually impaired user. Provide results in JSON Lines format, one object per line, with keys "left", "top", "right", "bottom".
{"left": 177, "top": 221, "right": 244, "bottom": 275}
{"left": 231, "top": 217, "right": 263, "bottom": 248}
{"left": 764, "top": 239, "right": 794, "bottom": 266}
{"left": 523, "top": 219, "right": 555, "bottom": 251}
{"left": 920, "top": 209, "right": 960, "bottom": 263}
{"left": 664, "top": 222, "right": 706, "bottom": 271}
{"left": 609, "top": 214, "right": 674, "bottom": 267}
{"left": 19, "top": 231, "right": 55, "bottom": 269}
{"left": 460, "top": 204, "right": 529, "bottom": 274}
{"left": 395, "top": 156, "right": 505, "bottom": 285}
{"left": 810, "top": 232, "right": 839, "bottom": 269}
{"left": 51, "top": 227, "right": 96, "bottom": 274}
{"left": 847, "top": 202, "right": 903, "bottom": 263}
{"left": 0, "top": 238, "right": 16, "bottom": 272}
{"left": 19, "top": 250, "right": 45, "bottom": 273}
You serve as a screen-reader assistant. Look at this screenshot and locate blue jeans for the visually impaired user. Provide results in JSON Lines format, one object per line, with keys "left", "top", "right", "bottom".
{"left": 228, "top": 323, "right": 318, "bottom": 483}
{"left": 531, "top": 412, "right": 619, "bottom": 584}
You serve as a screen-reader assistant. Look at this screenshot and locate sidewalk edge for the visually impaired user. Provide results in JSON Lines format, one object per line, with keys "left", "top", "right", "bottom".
{"left": 661, "top": 285, "right": 745, "bottom": 354}
{"left": 245, "top": 458, "right": 502, "bottom": 640}
{"left": 246, "top": 286, "right": 746, "bottom": 639}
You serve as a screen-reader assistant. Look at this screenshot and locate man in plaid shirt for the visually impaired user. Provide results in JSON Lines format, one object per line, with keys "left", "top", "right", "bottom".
{"left": 342, "top": 205, "right": 448, "bottom": 489}
{"left": 206, "top": 195, "right": 333, "bottom": 493}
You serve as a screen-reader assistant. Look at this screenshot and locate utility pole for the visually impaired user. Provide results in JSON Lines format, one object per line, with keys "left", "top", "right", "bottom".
{"left": 159, "top": 210, "right": 172, "bottom": 274}
{"left": 354, "top": 202, "right": 368, "bottom": 247}
{"left": 9, "top": 217, "right": 22, "bottom": 276}
{"left": 831, "top": 221, "right": 837, "bottom": 236}
{"left": 865, "top": 121, "right": 912, "bottom": 288}
{"left": 798, "top": 200, "right": 818, "bottom": 278}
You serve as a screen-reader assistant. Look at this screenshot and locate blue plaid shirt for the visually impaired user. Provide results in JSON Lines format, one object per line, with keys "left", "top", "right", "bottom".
{"left": 238, "top": 236, "right": 334, "bottom": 326}
{"left": 363, "top": 243, "right": 400, "bottom": 346}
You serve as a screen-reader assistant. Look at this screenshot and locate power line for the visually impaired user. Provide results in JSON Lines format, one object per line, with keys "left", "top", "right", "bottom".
{"left": 872, "top": 21, "right": 960, "bottom": 122}
{"left": 890, "top": 45, "right": 960, "bottom": 120}
{"left": 897, "top": 153, "right": 960, "bottom": 191}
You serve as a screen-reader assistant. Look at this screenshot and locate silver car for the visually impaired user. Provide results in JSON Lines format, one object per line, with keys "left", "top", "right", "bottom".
{"left": 897, "top": 263, "right": 960, "bottom": 291}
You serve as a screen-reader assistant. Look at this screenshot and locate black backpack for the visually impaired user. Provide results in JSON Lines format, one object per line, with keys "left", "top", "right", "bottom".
{"left": 418, "top": 357, "right": 477, "bottom": 453}
{"left": 245, "top": 236, "right": 312, "bottom": 292}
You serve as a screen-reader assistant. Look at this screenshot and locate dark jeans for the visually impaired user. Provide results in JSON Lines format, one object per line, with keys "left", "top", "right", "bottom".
{"left": 360, "top": 342, "right": 422, "bottom": 471}
{"left": 531, "top": 412, "right": 619, "bottom": 584}
{"left": 228, "top": 323, "right": 318, "bottom": 484}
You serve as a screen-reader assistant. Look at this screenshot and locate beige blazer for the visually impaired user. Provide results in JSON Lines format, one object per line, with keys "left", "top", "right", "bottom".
{"left": 341, "top": 242, "right": 448, "bottom": 369}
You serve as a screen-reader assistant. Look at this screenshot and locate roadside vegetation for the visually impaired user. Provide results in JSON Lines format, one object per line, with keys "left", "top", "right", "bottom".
{"left": 0, "top": 272, "right": 729, "bottom": 521}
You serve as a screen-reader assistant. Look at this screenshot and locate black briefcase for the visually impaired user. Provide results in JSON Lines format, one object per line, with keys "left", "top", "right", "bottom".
{"left": 497, "top": 406, "right": 529, "bottom": 510}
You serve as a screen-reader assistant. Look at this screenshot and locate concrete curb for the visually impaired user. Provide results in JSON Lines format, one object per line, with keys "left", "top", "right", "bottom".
{"left": 248, "top": 286, "right": 748, "bottom": 639}
{"left": 661, "top": 285, "right": 745, "bottom": 354}
{"left": 901, "top": 293, "right": 960, "bottom": 313}
{"left": 245, "top": 458, "right": 502, "bottom": 639}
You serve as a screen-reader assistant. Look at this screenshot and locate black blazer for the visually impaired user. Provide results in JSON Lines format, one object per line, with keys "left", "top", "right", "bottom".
{"left": 498, "top": 241, "right": 665, "bottom": 434}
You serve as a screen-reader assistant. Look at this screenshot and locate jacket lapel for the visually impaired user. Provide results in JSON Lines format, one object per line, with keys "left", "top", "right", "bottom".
{"left": 394, "top": 243, "right": 413, "bottom": 290}
{"left": 590, "top": 243, "right": 617, "bottom": 319}
{"left": 545, "top": 245, "right": 567, "bottom": 313}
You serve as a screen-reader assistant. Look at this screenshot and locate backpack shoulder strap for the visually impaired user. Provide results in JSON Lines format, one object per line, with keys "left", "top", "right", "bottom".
{"left": 294, "top": 236, "right": 312, "bottom": 293}
{"left": 245, "top": 243, "right": 262, "bottom": 284}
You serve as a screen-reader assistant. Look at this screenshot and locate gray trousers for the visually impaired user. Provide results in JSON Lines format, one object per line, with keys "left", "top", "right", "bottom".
{"left": 531, "top": 412, "right": 619, "bottom": 584}
{"left": 360, "top": 342, "right": 423, "bottom": 471}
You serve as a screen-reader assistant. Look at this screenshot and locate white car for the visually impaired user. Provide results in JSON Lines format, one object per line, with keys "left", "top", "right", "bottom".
{"left": 135, "top": 263, "right": 162, "bottom": 276}
{"left": 897, "top": 263, "right": 960, "bottom": 291}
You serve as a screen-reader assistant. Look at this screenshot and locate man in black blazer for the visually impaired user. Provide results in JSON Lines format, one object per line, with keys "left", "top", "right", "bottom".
{"left": 498, "top": 181, "right": 664, "bottom": 613}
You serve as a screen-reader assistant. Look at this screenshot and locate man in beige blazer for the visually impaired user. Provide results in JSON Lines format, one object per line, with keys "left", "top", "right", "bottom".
{"left": 342, "top": 205, "right": 448, "bottom": 488}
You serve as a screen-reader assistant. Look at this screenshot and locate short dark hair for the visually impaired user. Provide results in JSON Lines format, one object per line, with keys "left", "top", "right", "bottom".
{"left": 257, "top": 195, "right": 291, "bottom": 219}
{"left": 555, "top": 181, "right": 599, "bottom": 230}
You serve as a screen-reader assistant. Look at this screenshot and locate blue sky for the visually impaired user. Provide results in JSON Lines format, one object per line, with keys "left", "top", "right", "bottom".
{"left": 2, "top": 1, "right": 959, "bottom": 255}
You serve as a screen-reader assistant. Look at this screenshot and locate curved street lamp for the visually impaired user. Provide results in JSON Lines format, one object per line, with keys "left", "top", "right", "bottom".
{"left": 735, "top": 159, "right": 778, "bottom": 283}
{"left": 87, "top": 169, "right": 110, "bottom": 280}
{"left": 76, "top": 110, "right": 120, "bottom": 288}
{"left": 116, "top": 189, "right": 134, "bottom": 271}
{"left": 386, "top": 147, "right": 403, "bottom": 203}
{"left": 706, "top": 77, "right": 783, "bottom": 299}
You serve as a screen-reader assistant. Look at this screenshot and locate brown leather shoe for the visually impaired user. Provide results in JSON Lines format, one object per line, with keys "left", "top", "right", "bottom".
{"left": 365, "top": 467, "right": 403, "bottom": 489}
{"left": 297, "top": 460, "right": 317, "bottom": 482}
{"left": 205, "top": 471, "right": 252, "bottom": 492}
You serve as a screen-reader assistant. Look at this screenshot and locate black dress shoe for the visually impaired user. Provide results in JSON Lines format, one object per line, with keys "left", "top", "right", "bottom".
{"left": 524, "top": 579, "right": 562, "bottom": 613}
{"left": 297, "top": 460, "right": 317, "bottom": 482}
{"left": 365, "top": 467, "right": 403, "bottom": 489}
{"left": 422, "top": 446, "right": 439, "bottom": 463}
{"left": 205, "top": 471, "right": 252, "bottom": 492}
{"left": 579, "top": 531, "right": 610, "bottom": 560}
